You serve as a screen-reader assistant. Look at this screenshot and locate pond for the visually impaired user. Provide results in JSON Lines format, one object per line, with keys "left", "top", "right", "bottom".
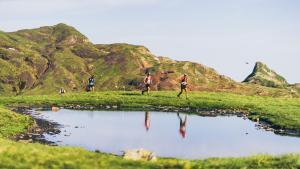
{"left": 30, "top": 109, "right": 300, "bottom": 159}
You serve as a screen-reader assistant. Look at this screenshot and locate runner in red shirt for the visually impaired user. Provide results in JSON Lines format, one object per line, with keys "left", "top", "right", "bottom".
{"left": 177, "top": 113, "right": 187, "bottom": 139}
{"left": 177, "top": 74, "right": 188, "bottom": 99}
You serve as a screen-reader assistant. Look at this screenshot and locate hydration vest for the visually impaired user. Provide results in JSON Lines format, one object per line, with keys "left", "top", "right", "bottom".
{"left": 181, "top": 76, "right": 187, "bottom": 85}
{"left": 145, "top": 76, "right": 152, "bottom": 84}
{"left": 89, "top": 78, "right": 94, "bottom": 85}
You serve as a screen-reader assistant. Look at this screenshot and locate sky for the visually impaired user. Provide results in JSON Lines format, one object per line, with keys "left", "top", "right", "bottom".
{"left": 0, "top": 0, "right": 299, "bottom": 83}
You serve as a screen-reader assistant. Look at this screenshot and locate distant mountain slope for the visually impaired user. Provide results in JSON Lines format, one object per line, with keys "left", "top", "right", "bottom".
{"left": 243, "top": 62, "right": 289, "bottom": 88}
{"left": 0, "top": 23, "right": 298, "bottom": 97}
{"left": 94, "top": 43, "right": 236, "bottom": 91}
{"left": 0, "top": 23, "right": 237, "bottom": 95}
{"left": 0, "top": 23, "right": 95, "bottom": 95}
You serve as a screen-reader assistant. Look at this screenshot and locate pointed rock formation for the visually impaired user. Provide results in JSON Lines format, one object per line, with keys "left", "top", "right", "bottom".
{"left": 243, "top": 62, "right": 289, "bottom": 88}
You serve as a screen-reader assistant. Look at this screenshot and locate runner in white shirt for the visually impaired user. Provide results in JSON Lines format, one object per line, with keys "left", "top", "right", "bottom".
{"left": 142, "top": 73, "right": 152, "bottom": 95}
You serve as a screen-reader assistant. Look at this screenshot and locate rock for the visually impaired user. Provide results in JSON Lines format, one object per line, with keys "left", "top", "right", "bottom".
{"left": 32, "top": 133, "right": 41, "bottom": 137}
{"left": 256, "top": 118, "right": 260, "bottom": 123}
{"left": 112, "top": 105, "right": 118, "bottom": 109}
{"left": 243, "top": 61, "right": 289, "bottom": 88}
{"left": 35, "top": 128, "right": 42, "bottom": 132}
{"left": 51, "top": 107, "right": 60, "bottom": 112}
{"left": 123, "top": 149, "right": 157, "bottom": 161}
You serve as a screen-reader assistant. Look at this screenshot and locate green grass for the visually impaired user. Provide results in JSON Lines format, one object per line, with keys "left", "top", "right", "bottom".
{"left": 0, "top": 138, "right": 299, "bottom": 169}
{"left": 0, "top": 106, "right": 33, "bottom": 138}
{"left": 0, "top": 91, "right": 299, "bottom": 168}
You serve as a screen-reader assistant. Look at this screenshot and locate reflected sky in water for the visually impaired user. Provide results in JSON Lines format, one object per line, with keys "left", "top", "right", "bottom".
{"left": 35, "top": 109, "right": 300, "bottom": 159}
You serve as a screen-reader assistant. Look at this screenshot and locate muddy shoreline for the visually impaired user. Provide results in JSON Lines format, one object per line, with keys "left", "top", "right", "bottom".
{"left": 11, "top": 105, "right": 300, "bottom": 145}
{"left": 12, "top": 107, "right": 61, "bottom": 145}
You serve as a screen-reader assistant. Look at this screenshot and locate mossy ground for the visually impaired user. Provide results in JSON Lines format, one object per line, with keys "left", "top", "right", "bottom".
{"left": 0, "top": 91, "right": 299, "bottom": 168}
{"left": 0, "top": 106, "right": 33, "bottom": 138}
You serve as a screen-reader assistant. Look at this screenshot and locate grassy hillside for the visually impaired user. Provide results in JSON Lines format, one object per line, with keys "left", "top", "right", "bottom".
{"left": 0, "top": 24, "right": 298, "bottom": 97}
{"left": 0, "top": 23, "right": 234, "bottom": 95}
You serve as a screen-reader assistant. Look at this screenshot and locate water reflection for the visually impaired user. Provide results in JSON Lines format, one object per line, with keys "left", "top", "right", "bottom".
{"left": 177, "top": 113, "right": 188, "bottom": 138}
{"left": 35, "top": 109, "right": 300, "bottom": 159}
{"left": 145, "top": 112, "right": 150, "bottom": 131}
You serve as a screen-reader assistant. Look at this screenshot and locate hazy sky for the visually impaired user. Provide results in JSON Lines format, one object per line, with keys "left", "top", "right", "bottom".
{"left": 0, "top": 0, "right": 299, "bottom": 83}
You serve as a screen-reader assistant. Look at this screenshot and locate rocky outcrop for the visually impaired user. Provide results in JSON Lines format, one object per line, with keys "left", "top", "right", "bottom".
{"left": 243, "top": 62, "right": 289, "bottom": 88}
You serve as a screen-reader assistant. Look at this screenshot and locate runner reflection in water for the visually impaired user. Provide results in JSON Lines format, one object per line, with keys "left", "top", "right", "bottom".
{"left": 177, "top": 113, "right": 187, "bottom": 138}
{"left": 145, "top": 112, "right": 150, "bottom": 131}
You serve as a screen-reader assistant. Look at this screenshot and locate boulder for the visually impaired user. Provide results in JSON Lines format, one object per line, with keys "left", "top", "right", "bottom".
{"left": 123, "top": 149, "right": 157, "bottom": 161}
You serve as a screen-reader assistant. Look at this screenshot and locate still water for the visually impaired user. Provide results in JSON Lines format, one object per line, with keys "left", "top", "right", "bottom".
{"left": 32, "top": 109, "right": 300, "bottom": 159}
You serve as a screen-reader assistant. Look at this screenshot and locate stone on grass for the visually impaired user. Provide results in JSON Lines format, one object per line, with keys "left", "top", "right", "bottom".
{"left": 123, "top": 149, "right": 157, "bottom": 161}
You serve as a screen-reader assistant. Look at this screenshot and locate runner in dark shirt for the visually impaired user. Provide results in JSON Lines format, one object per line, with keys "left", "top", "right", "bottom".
{"left": 88, "top": 75, "right": 95, "bottom": 92}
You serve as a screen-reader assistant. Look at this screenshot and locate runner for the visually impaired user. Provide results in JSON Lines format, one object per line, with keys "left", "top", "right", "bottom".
{"left": 142, "top": 73, "right": 152, "bottom": 95}
{"left": 177, "top": 113, "right": 187, "bottom": 139}
{"left": 88, "top": 75, "right": 95, "bottom": 92}
{"left": 59, "top": 87, "right": 65, "bottom": 94}
{"left": 177, "top": 74, "right": 188, "bottom": 99}
{"left": 144, "top": 111, "right": 150, "bottom": 131}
